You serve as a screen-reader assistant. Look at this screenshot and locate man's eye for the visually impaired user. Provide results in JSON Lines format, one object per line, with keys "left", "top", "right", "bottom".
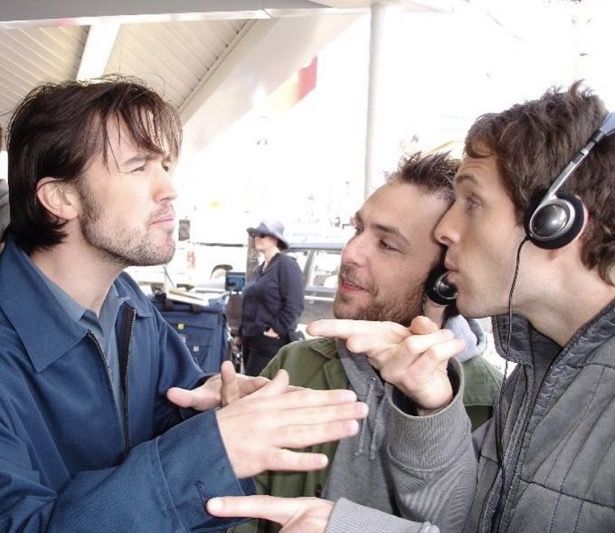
{"left": 379, "top": 240, "right": 397, "bottom": 251}
{"left": 465, "top": 194, "right": 481, "bottom": 210}
{"left": 131, "top": 165, "right": 146, "bottom": 173}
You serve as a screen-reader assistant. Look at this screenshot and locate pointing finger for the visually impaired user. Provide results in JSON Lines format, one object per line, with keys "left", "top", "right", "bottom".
{"left": 346, "top": 329, "right": 454, "bottom": 358}
{"left": 207, "top": 495, "right": 302, "bottom": 523}
{"left": 308, "top": 319, "right": 409, "bottom": 341}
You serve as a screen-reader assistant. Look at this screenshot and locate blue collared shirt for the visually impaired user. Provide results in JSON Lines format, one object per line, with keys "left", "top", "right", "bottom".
{"left": 24, "top": 249, "right": 127, "bottom": 425}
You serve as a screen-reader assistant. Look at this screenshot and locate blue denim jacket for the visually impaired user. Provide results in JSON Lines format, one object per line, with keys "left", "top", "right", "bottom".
{"left": 0, "top": 240, "right": 253, "bottom": 531}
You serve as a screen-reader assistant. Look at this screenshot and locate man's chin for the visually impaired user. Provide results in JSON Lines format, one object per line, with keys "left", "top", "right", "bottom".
{"left": 455, "top": 295, "right": 491, "bottom": 320}
{"left": 333, "top": 302, "right": 367, "bottom": 321}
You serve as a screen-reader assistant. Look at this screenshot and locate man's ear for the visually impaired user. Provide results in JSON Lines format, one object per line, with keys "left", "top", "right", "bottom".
{"left": 36, "top": 178, "right": 80, "bottom": 221}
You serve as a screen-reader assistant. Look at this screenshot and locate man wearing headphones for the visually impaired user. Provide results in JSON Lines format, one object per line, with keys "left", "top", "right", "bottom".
{"left": 224, "top": 151, "right": 502, "bottom": 533}
{"left": 206, "top": 82, "right": 615, "bottom": 532}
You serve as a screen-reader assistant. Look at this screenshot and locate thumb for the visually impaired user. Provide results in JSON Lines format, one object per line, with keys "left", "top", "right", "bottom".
{"left": 409, "top": 315, "right": 440, "bottom": 336}
{"left": 166, "top": 386, "right": 198, "bottom": 408}
{"left": 220, "top": 360, "right": 240, "bottom": 406}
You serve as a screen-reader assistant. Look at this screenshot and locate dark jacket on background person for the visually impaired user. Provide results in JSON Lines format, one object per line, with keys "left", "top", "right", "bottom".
{"left": 0, "top": 239, "right": 253, "bottom": 531}
{"left": 234, "top": 316, "right": 502, "bottom": 533}
{"left": 240, "top": 252, "right": 304, "bottom": 339}
{"left": 323, "top": 300, "right": 615, "bottom": 533}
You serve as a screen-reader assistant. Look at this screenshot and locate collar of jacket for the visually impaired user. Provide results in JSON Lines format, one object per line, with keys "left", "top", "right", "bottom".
{"left": 0, "top": 239, "right": 153, "bottom": 373}
{"left": 304, "top": 336, "right": 348, "bottom": 386}
{"left": 307, "top": 336, "right": 339, "bottom": 358}
{"left": 491, "top": 299, "right": 615, "bottom": 367}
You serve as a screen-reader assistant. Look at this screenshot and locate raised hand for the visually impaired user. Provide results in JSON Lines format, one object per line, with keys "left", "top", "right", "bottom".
{"left": 166, "top": 360, "right": 269, "bottom": 411}
{"left": 308, "top": 316, "right": 465, "bottom": 412}
{"left": 207, "top": 495, "right": 333, "bottom": 533}
{"left": 216, "top": 369, "right": 368, "bottom": 479}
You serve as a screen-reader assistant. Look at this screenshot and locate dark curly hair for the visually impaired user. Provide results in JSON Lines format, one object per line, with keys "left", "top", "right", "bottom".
{"left": 388, "top": 151, "right": 459, "bottom": 204}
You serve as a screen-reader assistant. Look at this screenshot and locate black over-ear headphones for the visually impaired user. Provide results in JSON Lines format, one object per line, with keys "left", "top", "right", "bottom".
{"left": 524, "top": 112, "right": 615, "bottom": 249}
{"left": 425, "top": 264, "right": 457, "bottom": 306}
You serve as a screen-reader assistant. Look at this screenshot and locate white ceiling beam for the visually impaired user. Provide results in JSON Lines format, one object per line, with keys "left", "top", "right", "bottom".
{"left": 0, "top": 0, "right": 343, "bottom": 28}
{"left": 76, "top": 23, "right": 121, "bottom": 80}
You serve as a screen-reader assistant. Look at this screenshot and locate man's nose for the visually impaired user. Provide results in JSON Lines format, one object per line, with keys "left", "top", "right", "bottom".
{"left": 154, "top": 167, "right": 178, "bottom": 203}
{"left": 435, "top": 207, "right": 457, "bottom": 246}
{"left": 340, "top": 234, "right": 368, "bottom": 266}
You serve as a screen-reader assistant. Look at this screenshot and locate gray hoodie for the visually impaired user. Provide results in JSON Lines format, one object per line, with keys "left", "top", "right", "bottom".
{"left": 323, "top": 316, "right": 490, "bottom": 532}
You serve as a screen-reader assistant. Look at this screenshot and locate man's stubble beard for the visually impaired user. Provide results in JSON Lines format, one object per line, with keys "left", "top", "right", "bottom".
{"left": 78, "top": 183, "right": 176, "bottom": 268}
{"left": 333, "top": 280, "right": 424, "bottom": 327}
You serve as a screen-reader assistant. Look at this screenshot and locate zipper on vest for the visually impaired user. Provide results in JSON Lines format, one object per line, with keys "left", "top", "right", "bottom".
{"left": 481, "top": 366, "right": 535, "bottom": 532}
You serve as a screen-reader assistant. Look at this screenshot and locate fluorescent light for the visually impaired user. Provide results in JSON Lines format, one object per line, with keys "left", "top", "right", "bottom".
{"left": 77, "top": 23, "right": 120, "bottom": 80}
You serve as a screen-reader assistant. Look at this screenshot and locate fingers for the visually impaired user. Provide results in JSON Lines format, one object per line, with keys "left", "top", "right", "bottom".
{"left": 410, "top": 315, "right": 441, "bottom": 335}
{"left": 236, "top": 375, "right": 270, "bottom": 396}
{"left": 379, "top": 337, "right": 464, "bottom": 383}
{"left": 207, "top": 495, "right": 313, "bottom": 523}
{"left": 266, "top": 447, "right": 330, "bottom": 472}
{"left": 207, "top": 495, "right": 288, "bottom": 522}
{"left": 346, "top": 328, "right": 454, "bottom": 364}
{"left": 220, "top": 360, "right": 239, "bottom": 406}
{"left": 272, "top": 418, "right": 362, "bottom": 450}
{"left": 253, "top": 386, "right": 360, "bottom": 412}
{"left": 405, "top": 338, "right": 466, "bottom": 377}
{"left": 270, "top": 401, "right": 367, "bottom": 428}
{"left": 166, "top": 384, "right": 222, "bottom": 411}
{"left": 166, "top": 386, "right": 199, "bottom": 409}
{"left": 246, "top": 369, "right": 290, "bottom": 398}
{"left": 307, "top": 319, "right": 408, "bottom": 340}
{"left": 207, "top": 496, "right": 334, "bottom": 533}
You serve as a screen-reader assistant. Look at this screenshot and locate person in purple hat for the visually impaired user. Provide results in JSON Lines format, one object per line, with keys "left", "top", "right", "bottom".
{"left": 239, "top": 219, "right": 305, "bottom": 376}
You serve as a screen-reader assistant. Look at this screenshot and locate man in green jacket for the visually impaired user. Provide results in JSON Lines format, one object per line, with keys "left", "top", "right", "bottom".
{"left": 233, "top": 151, "right": 502, "bottom": 532}
{"left": 212, "top": 82, "right": 615, "bottom": 533}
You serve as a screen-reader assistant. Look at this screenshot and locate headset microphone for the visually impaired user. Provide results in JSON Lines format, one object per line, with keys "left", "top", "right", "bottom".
{"left": 524, "top": 111, "right": 615, "bottom": 249}
{"left": 425, "top": 264, "right": 457, "bottom": 306}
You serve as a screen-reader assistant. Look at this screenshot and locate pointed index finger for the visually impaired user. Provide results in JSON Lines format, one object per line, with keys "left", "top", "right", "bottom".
{"left": 207, "top": 495, "right": 297, "bottom": 524}
{"left": 307, "top": 319, "right": 408, "bottom": 340}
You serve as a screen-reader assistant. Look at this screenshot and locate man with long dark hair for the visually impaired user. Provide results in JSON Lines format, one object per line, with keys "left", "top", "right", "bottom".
{"left": 0, "top": 77, "right": 367, "bottom": 531}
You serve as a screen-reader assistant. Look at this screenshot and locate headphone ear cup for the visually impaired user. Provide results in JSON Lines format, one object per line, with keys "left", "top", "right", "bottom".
{"left": 425, "top": 264, "right": 457, "bottom": 306}
{"left": 524, "top": 192, "right": 585, "bottom": 250}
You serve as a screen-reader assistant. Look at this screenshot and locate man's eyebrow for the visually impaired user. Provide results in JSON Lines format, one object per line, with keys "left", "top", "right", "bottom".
{"left": 121, "top": 153, "right": 151, "bottom": 166}
{"left": 454, "top": 173, "right": 482, "bottom": 188}
{"left": 356, "top": 209, "right": 410, "bottom": 246}
{"left": 373, "top": 223, "right": 411, "bottom": 247}
{"left": 121, "top": 152, "right": 172, "bottom": 166}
